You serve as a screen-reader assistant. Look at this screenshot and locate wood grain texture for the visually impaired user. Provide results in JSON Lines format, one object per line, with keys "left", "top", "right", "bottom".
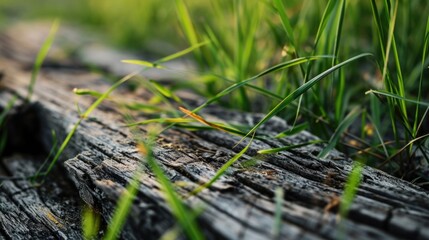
{"left": 0, "top": 22, "right": 428, "bottom": 240}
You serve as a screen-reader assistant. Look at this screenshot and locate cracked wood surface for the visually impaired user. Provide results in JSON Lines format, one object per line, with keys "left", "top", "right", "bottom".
{"left": 0, "top": 22, "right": 429, "bottom": 240}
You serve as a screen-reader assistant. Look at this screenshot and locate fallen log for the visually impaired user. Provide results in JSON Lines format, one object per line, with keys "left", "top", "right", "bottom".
{"left": 0, "top": 22, "right": 428, "bottom": 240}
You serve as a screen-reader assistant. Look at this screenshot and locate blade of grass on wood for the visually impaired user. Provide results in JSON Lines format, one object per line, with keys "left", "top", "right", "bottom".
{"left": 104, "top": 171, "right": 141, "bottom": 240}
{"left": 339, "top": 161, "right": 363, "bottom": 218}
{"left": 258, "top": 140, "right": 323, "bottom": 154}
{"left": 272, "top": 187, "right": 284, "bottom": 240}
{"left": 126, "top": 118, "right": 194, "bottom": 127}
{"left": 337, "top": 160, "right": 364, "bottom": 239}
{"left": 82, "top": 205, "right": 101, "bottom": 240}
{"left": 191, "top": 135, "right": 253, "bottom": 196}
{"left": 179, "top": 107, "right": 248, "bottom": 136}
{"left": 144, "top": 138, "right": 204, "bottom": 240}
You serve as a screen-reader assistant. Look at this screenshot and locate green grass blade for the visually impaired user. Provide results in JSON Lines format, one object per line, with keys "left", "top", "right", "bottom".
{"left": 145, "top": 139, "right": 204, "bottom": 240}
{"left": 191, "top": 136, "right": 253, "bottom": 196}
{"left": 157, "top": 41, "right": 208, "bottom": 64}
{"left": 388, "top": 133, "right": 429, "bottom": 162}
{"left": 126, "top": 118, "right": 194, "bottom": 127}
{"left": 39, "top": 118, "right": 82, "bottom": 178}
{"left": 122, "top": 41, "right": 207, "bottom": 69}
{"left": 175, "top": 0, "right": 202, "bottom": 64}
{"left": 331, "top": 0, "right": 345, "bottom": 65}
{"left": 0, "top": 96, "right": 14, "bottom": 157}
{"left": 369, "top": 0, "right": 388, "bottom": 84}
{"left": 175, "top": 0, "right": 199, "bottom": 46}
{"left": 73, "top": 88, "right": 103, "bottom": 97}
{"left": 292, "top": 0, "right": 338, "bottom": 128}
{"left": 178, "top": 107, "right": 252, "bottom": 137}
{"left": 194, "top": 56, "right": 328, "bottom": 112}
{"left": 366, "top": 89, "right": 429, "bottom": 107}
{"left": 339, "top": 161, "right": 363, "bottom": 218}
{"left": 272, "top": 0, "right": 308, "bottom": 80}
{"left": 386, "top": 1, "right": 408, "bottom": 124}
{"left": 367, "top": 115, "right": 389, "bottom": 158}
{"left": 121, "top": 59, "right": 164, "bottom": 69}
{"left": 81, "top": 72, "right": 138, "bottom": 119}
{"left": 334, "top": 70, "right": 346, "bottom": 121}
{"left": 235, "top": 0, "right": 261, "bottom": 111}
{"left": 338, "top": 160, "right": 365, "bottom": 239}
{"left": 0, "top": 96, "right": 17, "bottom": 127}
{"left": 273, "top": 0, "right": 296, "bottom": 49}
{"left": 314, "top": 0, "right": 337, "bottom": 47}
{"left": 27, "top": 19, "right": 60, "bottom": 102}
{"left": 124, "top": 102, "right": 165, "bottom": 112}
{"left": 414, "top": 16, "right": 429, "bottom": 134}
{"left": 332, "top": 0, "right": 346, "bottom": 121}
{"left": 275, "top": 122, "right": 308, "bottom": 138}
{"left": 32, "top": 130, "right": 58, "bottom": 180}
{"left": 104, "top": 172, "right": 141, "bottom": 240}
{"left": 82, "top": 205, "right": 101, "bottom": 240}
{"left": 149, "top": 80, "right": 183, "bottom": 104}
{"left": 318, "top": 107, "right": 361, "bottom": 159}
{"left": 272, "top": 187, "right": 284, "bottom": 239}
{"left": 242, "top": 53, "right": 371, "bottom": 141}
{"left": 258, "top": 140, "right": 323, "bottom": 154}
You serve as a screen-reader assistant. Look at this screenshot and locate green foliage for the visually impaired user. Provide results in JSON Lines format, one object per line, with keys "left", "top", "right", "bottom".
{"left": 27, "top": 19, "right": 59, "bottom": 103}
{"left": 258, "top": 140, "right": 323, "bottom": 155}
{"left": 339, "top": 161, "right": 363, "bottom": 218}
{"left": 272, "top": 187, "right": 284, "bottom": 239}
{"left": 82, "top": 206, "right": 101, "bottom": 240}
{"left": 104, "top": 170, "right": 141, "bottom": 240}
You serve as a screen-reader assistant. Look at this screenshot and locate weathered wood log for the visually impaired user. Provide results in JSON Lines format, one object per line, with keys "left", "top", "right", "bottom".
{"left": 1, "top": 22, "right": 429, "bottom": 240}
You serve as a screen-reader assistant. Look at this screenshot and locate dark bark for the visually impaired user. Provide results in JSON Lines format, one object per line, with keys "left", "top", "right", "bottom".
{"left": 0, "top": 22, "right": 428, "bottom": 240}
